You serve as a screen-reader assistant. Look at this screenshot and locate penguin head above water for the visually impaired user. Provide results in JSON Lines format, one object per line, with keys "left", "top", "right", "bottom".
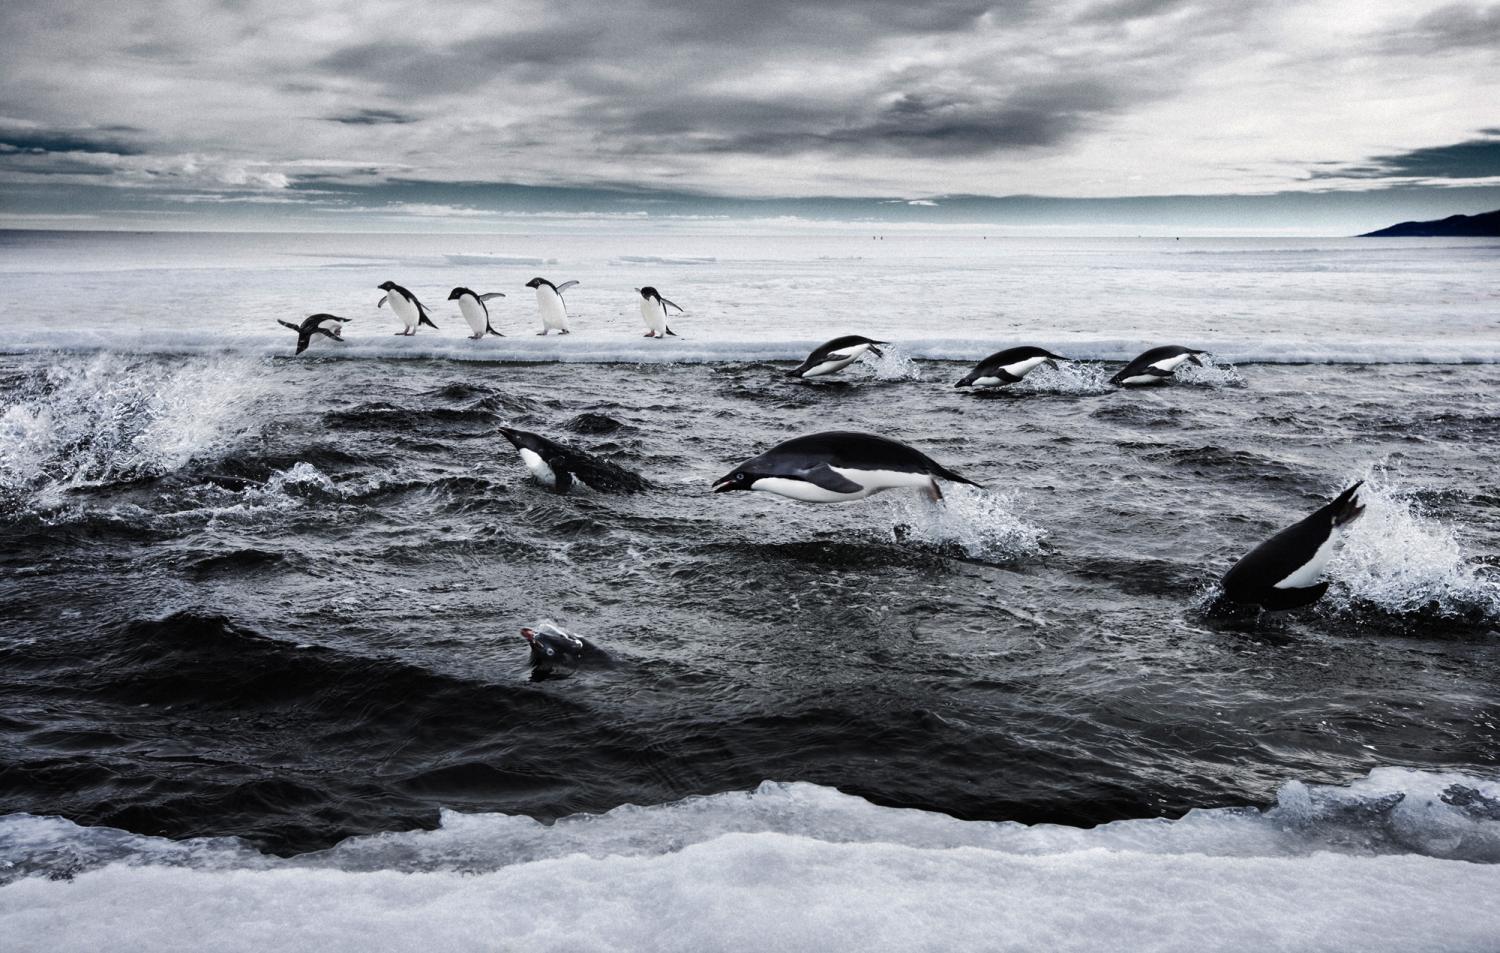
{"left": 521, "top": 622, "right": 603, "bottom": 680}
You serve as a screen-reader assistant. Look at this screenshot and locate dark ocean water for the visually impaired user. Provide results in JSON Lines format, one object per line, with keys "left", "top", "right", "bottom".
{"left": 2, "top": 351, "right": 1496, "bottom": 855}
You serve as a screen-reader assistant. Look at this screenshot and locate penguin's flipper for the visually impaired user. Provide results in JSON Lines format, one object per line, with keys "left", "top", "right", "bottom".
{"left": 802, "top": 465, "right": 864, "bottom": 495}
{"left": 551, "top": 465, "right": 574, "bottom": 495}
{"left": 555, "top": 280, "right": 580, "bottom": 294}
{"left": 315, "top": 327, "right": 344, "bottom": 342}
{"left": 277, "top": 320, "right": 301, "bottom": 332}
{"left": 377, "top": 295, "right": 389, "bottom": 309}
{"left": 661, "top": 297, "right": 685, "bottom": 314}
{"left": 479, "top": 292, "right": 506, "bottom": 301}
{"left": 1260, "top": 582, "right": 1330, "bottom": 611}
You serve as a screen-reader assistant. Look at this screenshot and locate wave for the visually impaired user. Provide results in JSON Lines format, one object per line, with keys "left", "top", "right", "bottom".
{"left": 1, "top": 768, "right": 1497, "bottom": 952}
{"left": 4, "top": 328, "right": 1498, "bottom": 365}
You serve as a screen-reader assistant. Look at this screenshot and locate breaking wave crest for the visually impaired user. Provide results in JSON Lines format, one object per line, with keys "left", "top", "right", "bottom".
{"left": 0, "top": 354, "right": 270, "bottom": 512}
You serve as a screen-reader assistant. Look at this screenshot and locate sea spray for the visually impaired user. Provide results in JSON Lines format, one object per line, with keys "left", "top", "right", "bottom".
{"left": 884, "top": 484, "right": 1045, "bottom": 562}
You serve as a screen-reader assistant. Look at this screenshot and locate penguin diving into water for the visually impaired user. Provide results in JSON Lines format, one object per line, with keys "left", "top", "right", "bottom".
{"left": 1110, "top": 345, "right": 1206, "bottom": 386}
{"left": 496, "top": 426, "right": 651, "bottom": 494}
{"left": 526, "top": 277, "right": 579, "bottom": 335}
{"left": 276, "top": 313, "right": 350, "bottom": 355}
{"left": 1218, "top": 482, "right": 1367, "bottom": 611}
{"left": 377, "top": 281, "right": 438, "bottom": 336}
{"left": 448, "top": 287, "right": 506, "bottom": 339}
{"left": 955, "top": 346, "right": 1069, "bottom": 388}
{"left": 788, "top": 335, "right": 888, "bottom": 379}
{"left": 713, "top": 431, "right": 980, "bottom": 503}
{"left": 637, "top": 286, "right": 685, "bottom": 338}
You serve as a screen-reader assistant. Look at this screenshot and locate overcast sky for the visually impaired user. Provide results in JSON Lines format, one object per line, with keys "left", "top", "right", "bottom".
{"left": 1, "top": 0, "right": 1496, "bottom": 231}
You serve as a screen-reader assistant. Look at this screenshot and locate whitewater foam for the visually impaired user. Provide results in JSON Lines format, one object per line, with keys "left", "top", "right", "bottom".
{"left": 885, "top": 485, "right": 1046, "bottom": 562}
{"left": 0, "top": 769, "right": 1497, "bottom": 953}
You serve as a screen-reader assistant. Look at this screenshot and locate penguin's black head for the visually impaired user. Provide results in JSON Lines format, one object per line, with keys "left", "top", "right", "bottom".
{"left": 377, "top": 280, "right": 397, "bottom": 291}
{"left": 712, "top": 467, "right": 759, "bottom": 493}
{"left": 526, "top": 277, "right": 547, "bottom": 289}
{"left": 521, "top": 622, "right": 590, "bottom": 679}
{"left": 448, "top": 287, "right": 472, "bottom": 301}
{"left": 639, "top": 286, "right": 660, "bottom": 301}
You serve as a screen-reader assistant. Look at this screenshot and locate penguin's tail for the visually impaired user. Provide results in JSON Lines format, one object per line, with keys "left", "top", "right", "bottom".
{"left": 419, "top": 314, "right": 439, "bottom": 329}
{"left": 868, "top": 343, "right": 885, "bottom": 358}
{"left": 933, "top": 462, "right": 982, "bottom": 488}
{"left": 666, "top": 327, "right": 677, "bottom": 337}
{"left": 1329, "top": 481, "right": 1366, "bottom": 528}
{"left": 486, "top": 325, "right": 504, "bottom": 337}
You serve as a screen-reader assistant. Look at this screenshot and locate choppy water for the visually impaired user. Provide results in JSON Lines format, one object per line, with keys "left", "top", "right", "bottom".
{"left": 2, "top": 230, "right": 1498, "bottom": 950}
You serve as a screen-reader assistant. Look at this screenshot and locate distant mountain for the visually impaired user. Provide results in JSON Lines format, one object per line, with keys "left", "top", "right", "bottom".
{"left": 1360, "top": 209, "right": 1500, "bottom": 237}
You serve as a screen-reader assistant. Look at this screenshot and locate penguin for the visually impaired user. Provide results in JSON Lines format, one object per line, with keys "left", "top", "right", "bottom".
{"left": 1219, "top": 482, "right": 1366, "bottom": 611}
{"left": 955, "top": 346, "right": 1069, "bottom": 388}
{"left": 1109, "top": 345, "right": 1206, "bottom": 386}
{"left": 788, "top": 335, "right": 888, "bottom": 379}
{"left": 526, "top": 277, "right": 579, "bottom": 335}
{"left": 713, "top": 431, "right": 980, "bottom": 503}
{"left": 496, "top": 426, "right": 650, "bottom": 494}
{"left": 637, "top": 286, "right": 685, "bottom": 338}
{"left": 377, "top": 281, "right": 439, "bottom": 336}
{"left": 276, "top": 313, "right": 350, "bottom": 355}
{"left": 448, "top": 287, "right": 506, "bottom": 339}
{"left": 521, "top": 622, "right": 610, "bottom": 681}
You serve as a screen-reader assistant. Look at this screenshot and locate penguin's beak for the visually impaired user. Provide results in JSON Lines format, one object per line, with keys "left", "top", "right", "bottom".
{"left": 520, "top": 628, "right": 536, "bottom": 643}
{"left": 712, "top": 474, "right": 737, "bottom": 493}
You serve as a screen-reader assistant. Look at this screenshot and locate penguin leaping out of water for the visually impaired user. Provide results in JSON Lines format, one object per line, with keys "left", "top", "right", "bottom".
{"left": 526, "top": 277, "right": 579, "bottom": 335}
{"left": 713, "top": 431, "right": 980, "bottom": 503}
{"left": 448, "top": 287, "right": 506, "bottom": 339}
{"left": 637, "top": 286, "right": 685, "bottom": 339}
{"left": 955, "top": 346, "right": 1069, "bottom": 388}
{"left": 1218, "top": 482, "right": 1366, "bottom": 611}
{"left": 788, "top": 335, "right": 888, "bottom": 379}
{"left": 496, "top": 426, "right": 650, "bottom": 494}
{"left": 1109, "top": 345, "right": 1206, "bottom": 387}
{"left": 277, "top": 313, "right": 351, "bottom": 355}
{"left": 377, "top": 281, "right": 439, "bottom": 336}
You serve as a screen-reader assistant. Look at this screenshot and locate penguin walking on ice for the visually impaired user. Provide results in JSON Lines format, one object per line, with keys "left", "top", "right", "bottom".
{"left": 526, "top": 277, "right": 579, "bottom": 335}
{"left": 955, "top": 346, "right": 1069, "bottom": 388}
{"left": 637, "top": 286, "right": 686, "bottom": 338}
{"left": 277, "top": 313, "right": 351, "bottom": 355}
{"left": 713, "top": 431, "right": 980, "bottom": 503}
{"left": 377, "top": 281, "right": 439, "bottom": 336}
{"left": 448, "top": 287, "right": 506, "bottom": 339}
{"left": 1218, "top": 482, "right": 1366, "bottom": 611}
{"left": 1109, "top": 345, "right": 1206, "bottom": 387}
{"left": 788, "top": 335, "right": 888, "bottom": 379}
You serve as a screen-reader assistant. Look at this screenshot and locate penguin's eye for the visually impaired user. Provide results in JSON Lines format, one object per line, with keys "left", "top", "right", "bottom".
{"left": 736, "top": 473, "right": 746, "bottom": 482}
{"left": 545, "top": 648, "right": 555, "bottom": 656}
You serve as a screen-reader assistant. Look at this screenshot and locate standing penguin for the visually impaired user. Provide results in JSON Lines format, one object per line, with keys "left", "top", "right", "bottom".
{"left": 1219, "top": 482, "right": 1366, "bottom": 610}
{"left": 955, "top": 346, "right": 1069, "bottom": 388}
{"left": 526, "top": 277, "right": 580, "bottom": 335}
{"left": 637, "top": 286, "right": 685, "bottom": 338}
{"left": 377, "top": 281, "right": 439, "bottom": 336}
{"left": 788, "top": 335, "right": 887, "bottom": 379}
{"left": 276, "top": 313, "right": 351, "bottom": 355}
{"left": 448, "top": 287, "right": 506, "bottom": 339}
{"left": 1109, "top": 345, "right": 1205, "bottom": 386}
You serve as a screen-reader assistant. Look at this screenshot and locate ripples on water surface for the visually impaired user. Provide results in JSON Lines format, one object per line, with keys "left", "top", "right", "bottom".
{"left": 2, "top": 349, "right": 1496, "bottom": 853}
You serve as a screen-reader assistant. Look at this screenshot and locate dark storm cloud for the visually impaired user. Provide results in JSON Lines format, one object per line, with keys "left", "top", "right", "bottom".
{"left": 0, "top": 125, "right": 143, "bottom": 156}
{"left": 1384, "top": 3, "right": 1500, "bottom": 54}
{"left": 326, "top": 109, "right": 421, "bottom": 125}
{"left": 1314, "top": 134, "right": 1500, "bottom": 180}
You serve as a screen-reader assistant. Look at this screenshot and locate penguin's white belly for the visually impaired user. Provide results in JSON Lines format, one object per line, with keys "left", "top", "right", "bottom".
{"left": 518, "top": 448, "right": 556, "bottom": 486}
{"left": 830, "top": 466, "right": 935, "bottom": 494}
{"left": 1274, "top": 531, "right": 1340, "bottom": 589}
{"left": 388, "top": 296, "right": 420, "bottom": 329}
{"left": 536, "top": 290, "right": 568, "bottom": 330}
{"left": 1150, "top": 353, "right": 1192, "bottom": 374}
{"left": 640, "top": 300, "right": 666, "bottom": 336}
{"left": 1119, "top": 373, "right": 1164, "bottom": 386}
{"left": 458, "top": 299, "right": 487, "bottom": 336}
{"left": 753, "top": 477, "right": 870, "bottom": 503}
{"left": 803, "top": 346, "right": 869, "bottom": 377}
{"left": 972, "top": 375, "right": 1006, "bottom": 387}
{"left": 1003, "top": 355, "right": 1048, "bottom": 378}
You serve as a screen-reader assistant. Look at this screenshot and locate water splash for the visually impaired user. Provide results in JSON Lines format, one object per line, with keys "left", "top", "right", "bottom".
{"left": 1176, "top": 354, "right": 1245, "bottom": 388}
{"left": 861, "top": 342, "right": 923, "bottom": 381}
{"left": 1011, "top": 360, "right": 1114, "bottom": 395}
{"left": 884, "top": 485, "right": 1045, "bottom": 562}
{"left": 1327, "top": 474, "right": 1500, "bottom": 619}
{"left": 0, "top": 353, "right": 271, "bottom": 511}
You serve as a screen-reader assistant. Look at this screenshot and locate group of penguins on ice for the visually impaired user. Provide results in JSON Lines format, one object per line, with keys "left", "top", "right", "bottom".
{"left": 277, "top": 277, "right": 1368, "bottom": 674}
